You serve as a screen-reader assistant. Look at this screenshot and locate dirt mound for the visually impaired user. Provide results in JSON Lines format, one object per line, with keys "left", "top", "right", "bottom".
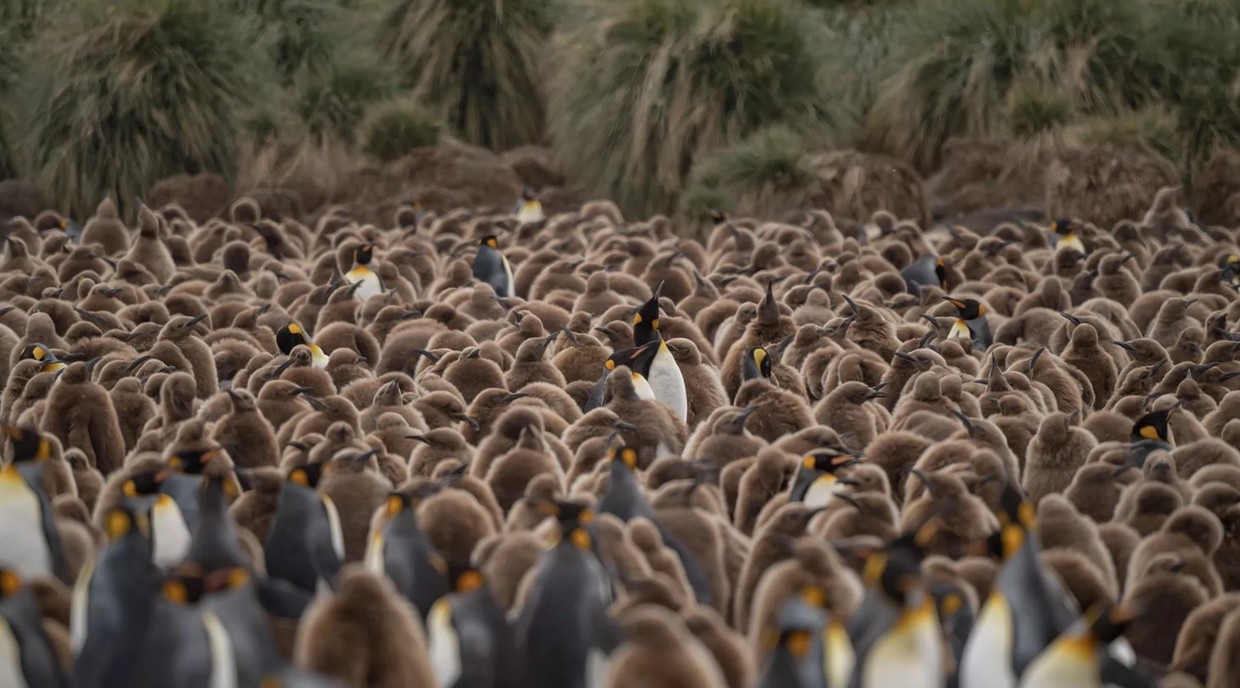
{"left": 0, "top": 180, "right": 48, "bottom": 222}
{"left": 147, "top": 173, "right": 231, "bottom": 223}
{"left": 239, "top": 188, "right": 305, "bottom": 221}
{"left": 1044, "top": 146, "right": 1178, "bottom": 228}
{"left": 501, "top": 146, "right": 564, "bottom": 189}
{"left": 385, "top": 142, "right": 522, "bottom": 212}
{"left": 1191, "top": 149, "right": 1240, "bottom": 228}
{"left": 807, "top": 150, "right": 929, "bottom": 227}
{"left": 924, "top": 138, "right": 1044, "bottom": 220}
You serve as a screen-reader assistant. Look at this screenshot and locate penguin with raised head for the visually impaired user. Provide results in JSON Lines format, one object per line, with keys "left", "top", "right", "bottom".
{"left": 944, "top": 298, "right": 993, "bottom": 350}
{"left": 632, "top": 281, "right": 664, "bottom": 347}
{"left": 902, "top": 254, "right": 948, "bottom": 297}
{"left": 265, "top": 461, "right": 343, "bottom": 598}
{"left": 474, "top": 236, "right": 515, "bottom": 299}
{"left": 515, "top": 498, "right": 620, "bottom": 688}
{"left": 71, "top": 504, "right": 160, "bottom": 688}
{"left": 789, "top": 447, "right": 858, "bottom": 510}
{"left": 276, "top": 322, "right": 328, "bottom": 369}
{"left": 426, "top": 562, "right": 524, "bottom": 688}
{"left": 344, "top": 243, "right": 384, "bottom": 302}
{"left": 120, "top": 465, "right": 191, "bottom": 570}
{"left": 364, "top": 487, "right": 449, "bottom": 621}
{"left": 0, "top": 567, "right": 69, "bottom": 688}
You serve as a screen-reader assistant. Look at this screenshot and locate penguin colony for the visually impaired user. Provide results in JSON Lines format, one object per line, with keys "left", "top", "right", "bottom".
{"left": 1, "top": 187, "right": 1240, "bottom": 688}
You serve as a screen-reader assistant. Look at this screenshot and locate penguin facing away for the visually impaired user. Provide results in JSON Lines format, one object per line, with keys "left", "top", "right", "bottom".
{"left": 474, "top": 236, "right": 515, "bottom": 298}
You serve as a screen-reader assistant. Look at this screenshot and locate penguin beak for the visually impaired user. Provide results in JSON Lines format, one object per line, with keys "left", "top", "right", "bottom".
{"left": 187, "top": 314, "right": 208, "bottom": 328}
{"left": 951, "top": 410, "right": 975, "bottom": 434}
{"left": 453, "top": 413, "right": 479, "bottom": 431}
{"left": 500, "top": 392, "right": 530, "bottom": 404}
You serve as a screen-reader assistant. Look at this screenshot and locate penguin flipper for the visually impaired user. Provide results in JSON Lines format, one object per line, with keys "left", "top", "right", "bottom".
{"left": 583, "top": 374, "right": 608, "bottom": 413}
{"left": 256, "top": 577, "right": 313, "bottom": 620}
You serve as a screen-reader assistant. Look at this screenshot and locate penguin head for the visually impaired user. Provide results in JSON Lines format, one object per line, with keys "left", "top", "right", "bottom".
{"left": 18, "top": 343, "right": 66, "bottom": 373}
{"left": 168, "top": 447, "right": 224, "bottom": 476}
{"left": 1083, "top": 600, "right": 1142, "bottom": 644}
{"left": 991, "top": 481, "right": 1036, "bottom": 558}
{"left": 1131, "top": 407, "right": 1174, "bottom": 445}
{"left": 277, "top": 322, "right": 313, "bottom": 355}
{"left": 742, "top": 346, "right": 772, "bottom": 381}
{"left": 530, "top": 498, "right": 594, "bottom": 549}
{"left": 800, "top": 447, "right": 857, "bottom": 476}
{"left": 610, "top": 445, "right": 640, "bottom": 471}
{"left": 353, "top": 243, "right": 375, "bottom": 266}
{"left": 862, "top": 523, "right": 935, "bottom": 605}
{"left": 446, "top": 562, "right": 485, "bottom": 595}
{"left": 287, "top": 461, "right": 333, "bottom": 489}
{"left": 632, "top": 281, "right": 664, "bottom": 345}
{"left": 605, "top": 340, "right": 657, "bottom": 375}
{"left": 1051, "top": 218, "right": 1075, "bottom": 236}
{"left": 162, "top": 563, "right": 251, "bottom": 605}
{"left": 2, "top": 424, "right": 51, "bottom": 463}
{"left": 943, "top": 296, "right": 985, "bottom": 320}
{"left": 478, "top": 235, "right": 500, "bottom": 249}
{"left": 934, "top": 257, "right": 948, "bottom": 291}
{"left": 0, "top": 569, "right": 22, "bottom": 599}
{"left": 123, "top": 466, "right": 172, "bottom": 497}
{"left": 766, "top": 596, "right": 826, "bottom": 658}
{"left": 521, "top": 186, "right": 537, "bottom": 202}
{"left": 103, "top": 505, "right": 150, "bottom": 542}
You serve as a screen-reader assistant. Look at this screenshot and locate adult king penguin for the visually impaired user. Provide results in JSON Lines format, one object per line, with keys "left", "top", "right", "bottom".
{"left": 944, "top": 297, "right": 993, "bottom": 350}
{"left": 0, "top": 425, "right": 69, "bottom": 582}
{"left": 344, "top": 243, "right": 384, "bottom": 301}
{"left": 473, "top": 236, "right": 515, "bottom": 298}
{"left": 277, "top": 322, "right": 329, "bottom": 369}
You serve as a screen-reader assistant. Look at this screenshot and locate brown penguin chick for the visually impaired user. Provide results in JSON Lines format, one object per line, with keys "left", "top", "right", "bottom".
{"left": 269, "top": 346, "right": 335, "bottom": 398}
{"left": 900, "top": 469, "right": 998, "bottom": 557}
{"left": 811, "top": 381, "right": 887, "bottom": 451}
{"left": 211, "top": 389, "right": 279, "bottom": 469}
{"left": 10, "top": 312, "right": 68, "bottom": 369}
{"left": 406, "top": 485, "right": 499, "bottom": 564}
{"left": 319, "top": 448, "right": 393, "bottom": 562}
{"left": 666, "top": 337, "right": 728, "bottom": 429}
{"left": 1125, "top": 552, "right": 1211, "bottom": 667}
{"left": 1149, "top": 297, "right": 1202, "bottom": 348}
{"left": 407, "top": 428, "right": 470, "bottom": 477}
{"left": 1170, "top": 593, "right": 1240, "bottom": 683}
{"left": 817, "top": 490, "right": 899, "bottom": 541}
{"left": 156, "top": 314, "right": 218, "bottom": 399}
{"left": 124, "top": 205, "right": 175, "bottom": 282}
{"left": 473, "top": 406, "right": 562, "bottom": 476}
{"left": 1039, "top": 548, "right": 1114, "bottom": 614}
{"left": 1091, "top": 251, "right": 1142, "bottom": 307}
{"left": 0, "top": 359, "right": 46, "bottom": 422}
{"left": 1116, "top": 481, "right": 1185, "bottom": 537}
{"left": 625, "top": 518, "right": 694, "bottom": 605}
{"left": 255, "top": 379, "right": 314, "bottom": 432}
{"left": 106, "top": 377, "right": 156, "bottom": 453}
{"left": 441, "top": 346, "right": 507, "bottom": 400}
{"left": 1129, "top": 506, "right": 1225, "bottom": 598}
{"left": 357, "top": 379, "right": 424, "bottom": 434}
{"left": 733, "top": 503, "right": 825, "bottom": 630}
{"left": 888, "top": 373, "right": 953, "bottom": 431}
{"left": 410, "top": 390, "right": 472, "bottom": 433}
{"left": 278, "top": 394, "right": 362, "bottom": 447}
{"left": 682, "top": 607, "right": 754, "bottom": 688}
{"left": 479, "top": 425, "right": 565, "bottom": 513}
{"left": 733, "top": 377, "right": 814, "bottom": 444}
{"left": 733, "top": 449, "right": 795, "bottom": 535}
{"left": 684, "top": 407, "right": 768, "bottom": 471}
{"left": 294, "top": 564, "right": 437, "bottom": 688}
{"left": 650, "top": 497, "right": 734, "bottom": 618}
{"left": 505, "top": 331, "right": 566, "bottom": 391}
{"left": 12, "top": 371, "right": 56, "bottom": 428}
{"left": 1172, "top": 438, "right": 1240, "bottom": 481}
{"left": 40, "top": 361, "right": 126, "bottom": 476}
{"left": 1022, "top": 411, "right": 1096, "bottom": 502}
{"left": 64, "top": 448, "right": 103, "bottom": 512}
{"left": 719, "top": 284, "right": 797, "bottom": 399}
{"left": 551, "top": 330, "right": 609, "bottom": 386}
{"left": 474, "top": 531, "right": 547, "bottom": 612}
{"left": 226, "top": 465, "right": 283, "bottom": 544}
{"left": 1061, "top": 323, "right": 1118, "bottom": 408}
{"left": 606, "top": 605, "right": 728, "bottom": 688}
{"left": 604, "top": 367, "right": 688, "bottom": 467}
{"left": 78, "top": 197, "right": 129, "bottom": 256}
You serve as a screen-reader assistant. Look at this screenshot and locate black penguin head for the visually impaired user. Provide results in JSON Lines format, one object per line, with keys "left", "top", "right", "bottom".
{"left": 990, "top": 481, "right": 1035, "bottom": 559}
{"left": 944, "top": 297, "right": 984, "bottom": 320}
{"left": 862, "top": 522, "right": 935, "bottom": 606}
{"left": 530, "top": 498, "right": 594, "bottom": 549}
{"left": 605, "top": 340, "right": 657, "bottom": 375}
{"left": 521, "top": 186, "right": 537, "bottom": 202}
{"left": 2, "top": 424, "right": 51, "bottom": 463}
{"left": 801, "top": 447, "right": 857, "bottom": 475}
{"left": 742, "top": 346, "right": 772, "bottom": 381}
{"left": 478, "top": 235, "right": 500, "bottom": 249}
{"left": 162, "top": 563, "right": 250, "bottom": 605}
{"left": 276, "top": 322, "right": 312, "bottom": 355}
{"left": 1131, "top": 408, "right": 1174, "bottom": 444}
{"left": 287, "top": 461, "right": 332, "bottom": 489}
{"left": 354, "top": 243, "right": 374, "bottom": 265}
{"left": 447, "top": 562, "right": 485, "bottom": 595}
{"left": 632, "top": 281, "right": 664, "bottom": 346}
{"left": 103, "top": 505, "right": 150, "bottom": 542}
{"left": 611, "top": 445, "right": 640, "bottom": 471}
{"left": 934, "top": 257, "right": 948, "bottom": 291}
{"left": 1086, "top": 601, "right": 1142, "bottom": 644}
{"left": 18, "top": 343, "right": 65, "bottom": 373}
{"left": 123, "top": 466, "right": 171, "bottom": 497}
{"left": 1051, "top": 218, "right": 1075, "bottom": 236}
{"left": 168, "top": 447, "right": 224, "bottom": 476}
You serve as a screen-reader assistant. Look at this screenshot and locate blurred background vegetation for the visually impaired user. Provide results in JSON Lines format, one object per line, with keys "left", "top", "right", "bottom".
{"left": 1, "top": 0, "right": 1238, "bottom": 224}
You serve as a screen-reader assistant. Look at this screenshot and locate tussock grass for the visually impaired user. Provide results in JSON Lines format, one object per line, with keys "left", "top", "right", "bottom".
{"left": 378, "top": 0, "right": 551, "bottom": 151}
{"left": 24, "top": 0, "right": 255, "bottom": 220}
{"left": 361, "top": 100, "right": 443, "bottom": 163}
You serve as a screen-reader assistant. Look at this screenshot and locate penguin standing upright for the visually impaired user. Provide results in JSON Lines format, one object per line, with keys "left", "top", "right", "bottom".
{"left": 514, "top": 499, "right": 620, "bottom": 688}
{"left": 902, "top": 254, "right": 949, "bottom": 296}
{"left": 944, "top": 298, "right": 993, "bottom": 350}
{"left": 632, "top": 282, "right": 664, "bottom": 347}
{"left": 364, "top": 488, "right": 449, "bottom": 621}
{"left": 1019, "top": 603, "right": 1153, "bottom": 688}
{"left": 473, "top": 236, "right": 515, "bottom": 298}
{"left": 426, "top": 563, "right": 524, "bottom": 688}
{"left": 0, "top": 568, "right": 69, "bottom": 688}
{"left": 627, "top": 281, "right": 686, "bottom": 421}
{"left": 516, "top": 187, "right": 544, "bottom": 224}
{"left": 1049, "top": 219, "right": 1086, "bottom": 254}
{"left": 265, "top": 462, "right": 344, "bottom": 598}
{"left": 277, "top": 322, "right": 329, "bottom": 369}
{"left": 122, "top": 466, "right": 191, "bottom": 570}
{"left": 0, "top": 440, "right": 69, "bottom": 581}
{"left": 344, "top": 243, "right": 384, "bottom": 301}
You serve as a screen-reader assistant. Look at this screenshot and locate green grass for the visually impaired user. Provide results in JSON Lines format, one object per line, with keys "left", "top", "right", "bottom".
{"left": 23, "top": 0, "right": 255, "bottom": 219}
{"left": 294, "top": 50, "right": 395, "bottom": 143}
{"left": 683, "top": 125, "right": 818, "bottom": 216}
{"left": 361, "top": 100, "right": 443, "bottom": 162}
{"left": 378, "top": 0, "right": 552, "bottom": 151}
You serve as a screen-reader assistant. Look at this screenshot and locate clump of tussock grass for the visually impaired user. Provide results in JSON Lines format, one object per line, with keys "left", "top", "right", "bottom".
{"left": 24, "top": 0, "right": 255, "bottom": 220}
{"left": 361, "top": 100, "right": 443, "bottom": 163}
{"left": 683, "top": 125, "right": 818, "bottom": 218}
{"left": 551, "top": 0, "right": 840, "bottom": 218}
{"left": 378, "top": 0, "right": 551, "bottom": 152}
{"left": 227, "top": 0, "right": 337, "bottom": 84}
{"left": 294, "top": 50, "right": 395, "bottom": 144}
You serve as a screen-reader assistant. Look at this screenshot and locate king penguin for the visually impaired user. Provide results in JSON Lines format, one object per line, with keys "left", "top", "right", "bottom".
{"left": 901, "top": 254, "right": 948, "bottom": 297}
{"left": 344, "top": 243, "right": 384, "bottom": 301}
{"left": 1125, "top": 408, "right": 1174, "bottom": 470}
{"left": 0, "top": 567, "right": 69, "bottom": 688}
{"left": 943, "top": 297, "right": 993, "bottom": 350}
{"left": 516, "top": 187, "right": 544, "bottom": 224}
{"left": 959, "top": 483, "right": 1078, "bottom": 688}
{"left": 632, "top": 281, "right": 664, "bottom": 347}
{"left": 426, "top": 563, "right": 524, "bottom": 688}
{"left": 1019, "top": 602, "right": 1153, "bottom": 688}
{"left": 16, "top": 343, "right": 68, "bottom": 374}
{"left": 514, "top": 499, "right": 621, "bottom": 688}
{"left": 122, "top": 465, "right": 192, "bottom": 570}
{"left": 1049, "top": 219, "right": 1086, "bottom": 254}
{"left": 161, "top": 447, "right": 226, "bottom": 535}
{"left": 71, "top": 504, "right": 160, "bottom": 688}
{"left": 757, "top": 594, "right": 853, "bottom": 688}
{"left": 265, "top": 462, "right": 344, "bottom": 598}
{"left": 789, "top": 447, "right": 859, "bottom": 510}
{"left": 276, "top": 322, "right": 329, "bottom": 369}
{"left": 363, "top": 488, "right": 449, "bottom": 621}
{"left": 850, "top": 523, "right": 945, "bottom": 688}
{"left": 596, "top": 445, "right": 713, "bottom": 606}
{"left": 473, "top": 236, "right": 515, "bottom": 298}
{"left": 0, "top": 432, "right": 69, "bottom": 581}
